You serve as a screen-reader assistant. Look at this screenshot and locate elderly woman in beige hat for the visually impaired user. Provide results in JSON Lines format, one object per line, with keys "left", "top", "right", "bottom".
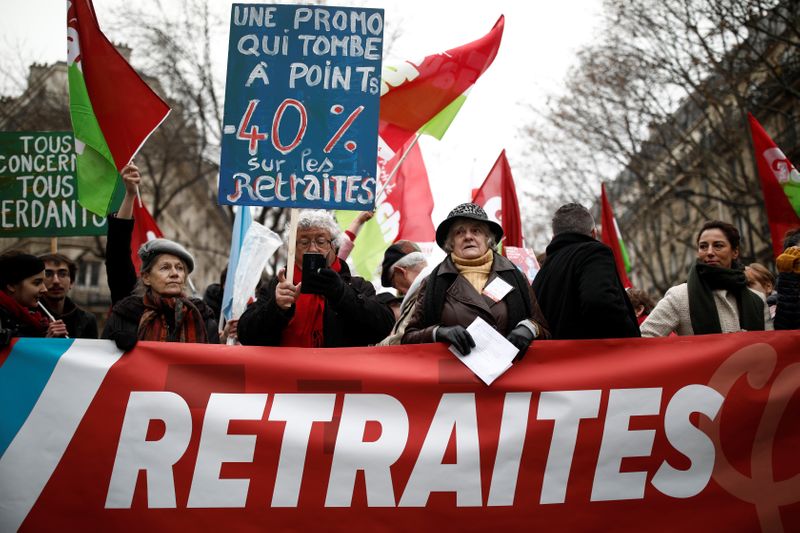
{"left": 402, "top": 203, "right": 549, "bottom": 359}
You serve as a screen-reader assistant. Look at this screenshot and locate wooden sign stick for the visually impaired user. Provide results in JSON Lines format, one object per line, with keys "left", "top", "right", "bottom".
{"left": 286, "top": 208, "right": 300, "bottom": 285}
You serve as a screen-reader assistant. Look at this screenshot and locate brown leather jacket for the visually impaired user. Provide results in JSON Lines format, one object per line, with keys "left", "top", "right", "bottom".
{"left": 402, "top": 253, "right": 550, "bottom": 344}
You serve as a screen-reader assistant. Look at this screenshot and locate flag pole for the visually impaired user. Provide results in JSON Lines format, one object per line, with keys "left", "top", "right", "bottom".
{"left": 374, "top": 133, "right": 421, "bottom": 206}
{"left": 286, "top": 208, "right": 300, "bottom": 285}
{"left": 186, "top": 276, "right": 197, "bottom": 296}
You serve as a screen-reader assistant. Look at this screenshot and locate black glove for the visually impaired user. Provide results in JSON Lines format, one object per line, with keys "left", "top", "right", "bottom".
{"left": 302, "top": 268, "right": 346, "bottom": 302}
{"left": 507, "top": 324, "right": 535, "bottom": 362}
{"left": 435, "top": 325, "right": 475, "bottom": 354}
{"left": 113, "top": 331, "right": 138, "bottom": 352}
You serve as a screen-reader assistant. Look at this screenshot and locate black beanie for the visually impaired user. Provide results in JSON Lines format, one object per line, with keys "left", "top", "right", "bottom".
{"left": 0, "top": 252, "right": 45, "bottom": 288}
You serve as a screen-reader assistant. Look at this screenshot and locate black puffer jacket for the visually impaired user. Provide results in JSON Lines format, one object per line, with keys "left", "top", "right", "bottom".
{"left": 237, "top": 261, "right": 394, "bottom": 347}
{"left": 203, "top": 283, "right": 223, "bottom": 322}
{"left": 532, "top": 232, "right": 640, "bottom": 340}
{"left": 102, "top": 294, "right": 220, "bottom": 344}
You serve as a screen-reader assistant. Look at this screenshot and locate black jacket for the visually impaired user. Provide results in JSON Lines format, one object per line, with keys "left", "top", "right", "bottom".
{"left": 532, "top": 232, "right": 640, "bottom": 340}
{"left": 102, "top": 294, "right": 220, "bottom": 344}
{"left": 774, "top": 272, "right": 800, "bottom": 330}
{"left": 237, "top": 261, "right": 395, "bottom": 347}
{"left": 203, "top": 283, "right": 223, "bottom": 322}
{"left": 41, "top": 297, "right": 98, "bottom": 339}
{"left": 0, "top": 305, "right": 46, "bottom": 340}
{"left": 105, "top": 214, "right": 138, "bottom": 305}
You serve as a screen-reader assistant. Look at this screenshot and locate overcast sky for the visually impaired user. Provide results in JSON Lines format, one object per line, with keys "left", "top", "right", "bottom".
{"left": 1, "top": 0, "right": 603, "bottom": 228}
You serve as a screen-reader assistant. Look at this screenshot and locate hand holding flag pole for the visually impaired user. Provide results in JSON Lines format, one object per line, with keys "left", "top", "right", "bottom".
{"left": 130, "top": 161, "right": 143, "bottom": 209}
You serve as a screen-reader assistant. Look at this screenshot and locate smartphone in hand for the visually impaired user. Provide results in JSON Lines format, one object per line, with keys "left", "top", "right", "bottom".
{"left": 300, "top": 253, "right": 327, "bottom": 294}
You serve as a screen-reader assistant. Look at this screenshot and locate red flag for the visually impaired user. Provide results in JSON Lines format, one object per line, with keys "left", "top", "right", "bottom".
{"left": 383, "top": 139, "right": 435, "bottom": 242}
{"left": 379, "top": 16, "right": 504, "bottom": 153}
{"left": 747, "top": 113, "right": 800, "bottom": 258}
{"left": 600, "top": 183, "right": 633, "bottom": 288}
{"left": 71, "top": 0, "right": 171, "bottom": 170}
{"left": 130, "top": 201, "right": 164, "bottom": 273}
{"left": 472, "top": 150, "right": 523, "bottom": 248}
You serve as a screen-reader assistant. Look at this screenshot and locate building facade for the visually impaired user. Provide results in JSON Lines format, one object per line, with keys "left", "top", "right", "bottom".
{"left": 607, "top": 11, "right": 799, "bottom": 296}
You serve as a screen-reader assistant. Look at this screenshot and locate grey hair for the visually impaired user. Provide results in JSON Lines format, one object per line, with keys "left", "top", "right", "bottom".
{"left": 552, "top": 203, "right": 595, "bottom": 236}
{"left": 443, "top": 221, "right": 497, "bottom": 253}
{"left": 284, "top": 209, "right": 343, "bottom": 248}
{"left": 391, "top": 251, "right": 427, "bottom": 272}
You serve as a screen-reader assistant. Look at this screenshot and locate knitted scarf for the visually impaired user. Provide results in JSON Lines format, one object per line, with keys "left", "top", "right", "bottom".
{"left": 137, "top": 290, "right": 208, "bottom": 343}
{"left": 451, "top": 250, "right": 494, "bottom": 293}
{"left": 0, "top": 290, "right": 49, "bottom": 336}
{"left": 687, "top": 262, "right": 765, "bottom": 334}
{"left": 281, "top": 257, "right": 342, "bottom": 347}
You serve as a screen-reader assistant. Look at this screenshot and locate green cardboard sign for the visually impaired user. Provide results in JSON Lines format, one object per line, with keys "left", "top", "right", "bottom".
{"left": 0, "top": 131, "right": 109, "bottom": 237}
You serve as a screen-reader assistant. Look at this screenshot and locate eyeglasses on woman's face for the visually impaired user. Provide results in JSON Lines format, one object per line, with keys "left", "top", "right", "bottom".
{"left": 297, "top": 236, "right": 333, "bottom": 250}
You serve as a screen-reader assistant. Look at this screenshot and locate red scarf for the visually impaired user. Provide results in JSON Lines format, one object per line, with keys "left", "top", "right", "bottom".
{"left": 0, "top": 290, "right": 49, "bottom": 336}
{"left": 137, "top": 290, "right": 208, "bottom": 343}
{"left": 281, "top": 258, "right": 341, "bottom": 347}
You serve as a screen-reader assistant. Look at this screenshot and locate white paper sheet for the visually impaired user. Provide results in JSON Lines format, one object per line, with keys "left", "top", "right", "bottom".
{"left": 448, "top": 317, "right": 519, "bottom": 385}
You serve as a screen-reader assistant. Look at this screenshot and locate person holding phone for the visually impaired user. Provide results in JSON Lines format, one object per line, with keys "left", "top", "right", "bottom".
{"left": 237, "top": 210, "right": 395, "bottom": 347}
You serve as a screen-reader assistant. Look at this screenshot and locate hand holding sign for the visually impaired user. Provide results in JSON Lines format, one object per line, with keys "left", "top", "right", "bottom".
{"left": 275, "top": 267, "right": 300, "bottom": 310}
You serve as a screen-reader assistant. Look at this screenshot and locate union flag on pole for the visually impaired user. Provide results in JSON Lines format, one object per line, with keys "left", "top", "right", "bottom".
{"left": 129, "top": 200, "right": 163, "bottom": 274}
{"left": 378, "top": 15, "right": 504, "bottom": 154}
{"left": 383, "top": 139, "right": 435, "bottom": 243}
{"left": 341, "top": 19, "right": 503, "bottom": 280}
{"left": 747, "top": 113, "right": 800, "bottom": 258}
{"left": 600, "top": 183, "right": 633, "bottom": 288}
{"left": 472, "top": 150, "right": 523, "bottom": 248}
{"left": 67, "top": 0, "right": 170, "bottom": 216}
{"left": 340, "top": 137, "right": 435, "bottom": 280}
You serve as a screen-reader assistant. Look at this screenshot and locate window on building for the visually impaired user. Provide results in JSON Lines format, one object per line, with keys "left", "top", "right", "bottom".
{"left": 76, "top": 260, "right": 102, "bottom": 289}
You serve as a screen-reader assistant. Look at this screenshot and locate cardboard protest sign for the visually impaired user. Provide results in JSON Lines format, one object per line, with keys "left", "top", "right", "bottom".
{"left": 504, "top": 246, "right": 541, "bottom": 283}
{"left": 0, "top": 132, "right": 109, "bottom": 237}
{"left": 219, "top": 4, "right": 384, "bottom": 211}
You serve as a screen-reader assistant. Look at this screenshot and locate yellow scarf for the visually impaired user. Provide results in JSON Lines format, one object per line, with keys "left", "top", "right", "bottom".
{"left": 452, "top": 250, "right": 494, "bottom": 294}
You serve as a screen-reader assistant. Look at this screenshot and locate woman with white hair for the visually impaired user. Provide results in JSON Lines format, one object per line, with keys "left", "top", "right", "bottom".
{"left": 237, "top": 210, "right": 395, "bottom": 347}
{"left": 402, "top": 203, "right": 550, "bottom": 359}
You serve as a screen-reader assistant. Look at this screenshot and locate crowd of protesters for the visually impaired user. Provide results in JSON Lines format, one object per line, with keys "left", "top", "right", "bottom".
{"left": 2, "top": 168, "right": 800, "bottom": 356}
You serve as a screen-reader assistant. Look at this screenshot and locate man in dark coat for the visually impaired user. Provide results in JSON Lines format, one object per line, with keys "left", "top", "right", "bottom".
{"left": 237, "top": 210, "right": 394, "bottom": 347}
{"left": 39, "top": 253, "right": 98, "bottom": 338}
{"left": 532, "top": 203, "right": 640, "bottom": 340}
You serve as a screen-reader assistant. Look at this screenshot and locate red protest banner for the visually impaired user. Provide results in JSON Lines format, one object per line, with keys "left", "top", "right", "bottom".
{"left": 1, "top": 333, "right": 798, "bottom": 531}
